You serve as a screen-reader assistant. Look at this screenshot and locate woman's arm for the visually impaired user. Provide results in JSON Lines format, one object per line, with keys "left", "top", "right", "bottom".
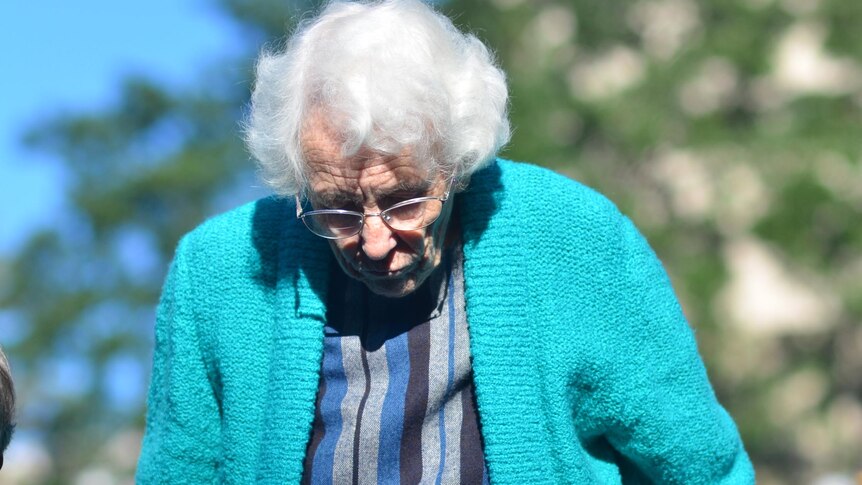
{"left": 600, "top": 215, "right": 755, "bottom": 484}
{"left": 137, "top": 236, "right": 221, "bottom": 484}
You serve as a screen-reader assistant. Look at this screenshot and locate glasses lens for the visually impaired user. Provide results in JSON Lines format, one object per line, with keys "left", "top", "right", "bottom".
{"left": 384, "top": 199, "right": 443, "bottom": 231}
{"left": 302, "top": 212, "right": 363, "bottom": 238}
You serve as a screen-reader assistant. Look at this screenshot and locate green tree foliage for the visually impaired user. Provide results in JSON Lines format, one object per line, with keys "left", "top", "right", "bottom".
{"left": 2, "top": 0, "right": 860, "bottom": 483}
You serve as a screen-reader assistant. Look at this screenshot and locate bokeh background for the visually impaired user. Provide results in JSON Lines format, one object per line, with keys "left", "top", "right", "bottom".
{"left": 1, "top": 0, "right": 860, "bottom": 483}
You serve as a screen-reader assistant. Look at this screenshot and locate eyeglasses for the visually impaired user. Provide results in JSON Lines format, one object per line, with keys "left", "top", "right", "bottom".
{"left": 296, "top": 178, "right": 454, "bottom": 239}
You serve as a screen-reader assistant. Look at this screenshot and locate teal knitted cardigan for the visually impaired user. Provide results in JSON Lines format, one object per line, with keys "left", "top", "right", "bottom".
{"left": 137, "top": 159, "right": 754, "bottom": 484}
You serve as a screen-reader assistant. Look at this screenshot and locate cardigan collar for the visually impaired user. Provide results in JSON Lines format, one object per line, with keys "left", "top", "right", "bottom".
{"left": 262, "top": 159, "right": 549, "bottom": 482}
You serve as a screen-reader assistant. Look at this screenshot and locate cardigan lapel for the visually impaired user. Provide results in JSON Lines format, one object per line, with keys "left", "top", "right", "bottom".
{"left": 254, "top": 197, "right": 333, "bottom": 482}
{"left": 458, "top": 160, "right": 552, "bottom": 483}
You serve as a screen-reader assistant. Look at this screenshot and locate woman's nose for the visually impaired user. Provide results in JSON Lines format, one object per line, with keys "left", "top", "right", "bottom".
{"left": 360, "top": 216, "right": 397, "bottom": 260}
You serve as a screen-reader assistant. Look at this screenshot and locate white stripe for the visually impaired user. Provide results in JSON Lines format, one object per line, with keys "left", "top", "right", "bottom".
{"left": 333, "top": 336, "right": 364, "bottom": 484}
{"left": 421, "top": 308, "right": 449, "bottom": 484}
{"left": 441, "top": 382, "right": 463, "bottom": 484}
{"left": 358, "top": 344, "right": 389, "bottom": 485}
{"left": 443, "top": 251, "right": 470, "bottom": 483}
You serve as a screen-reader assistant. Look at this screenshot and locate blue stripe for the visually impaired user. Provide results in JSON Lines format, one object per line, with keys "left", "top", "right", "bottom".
{"left": 311, "top": 335, "right": 348, "bottom": 484}
{"left": 377, "top": 331, "right": 410, "bottom": 482}
{"left": 435, "top": 270, "right": 458, "bottom": 485}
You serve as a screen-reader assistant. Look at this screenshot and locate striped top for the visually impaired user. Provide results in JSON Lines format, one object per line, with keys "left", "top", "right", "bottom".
{"left": 302, "top": 248, "right": 488, "bottom": 484}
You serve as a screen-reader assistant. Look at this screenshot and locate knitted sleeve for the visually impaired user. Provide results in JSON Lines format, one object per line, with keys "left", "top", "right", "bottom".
{"left": 137, "top": 235, "right": 221, "bottom": 484}
{"left": 602, "top": 215, "right": 755, "bottom": 484}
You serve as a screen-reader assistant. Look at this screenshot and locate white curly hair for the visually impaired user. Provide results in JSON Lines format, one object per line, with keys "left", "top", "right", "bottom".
{"left": 245, "top": 0, "right": 511, "bottom": 196}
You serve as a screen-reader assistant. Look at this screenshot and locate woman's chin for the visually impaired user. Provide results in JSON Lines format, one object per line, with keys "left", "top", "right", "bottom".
{"left": 360, "top": 276, "right": 418, "bottom": 299}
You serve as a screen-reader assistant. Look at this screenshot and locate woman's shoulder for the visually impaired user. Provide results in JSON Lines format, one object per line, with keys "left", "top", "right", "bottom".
{"left": 172, "top": 196, "right": 299, "bottom": 277}
{"left": 482, "top": 158, "right": 624, "bottom": 221}
{"left": 467, "top": 159, "right": 630, "bottom": 245}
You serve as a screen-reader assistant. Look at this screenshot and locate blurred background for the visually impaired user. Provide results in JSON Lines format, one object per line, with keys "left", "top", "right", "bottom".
{"left": 1, "top": 0, "right": 860, "bottom": 483}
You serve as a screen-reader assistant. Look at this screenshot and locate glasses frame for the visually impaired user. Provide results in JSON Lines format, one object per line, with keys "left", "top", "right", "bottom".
{"left": 296, "top": 178, "right": 455, "bottom": 240}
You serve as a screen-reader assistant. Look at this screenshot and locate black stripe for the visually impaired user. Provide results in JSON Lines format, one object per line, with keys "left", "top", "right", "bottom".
{"left": 352, "top": 346, "right": 372, "bottom": 485}
{"left": 459, "top": 380, "right": 485, "bottom": 484}
{"left": 400, "top": 320, "right": 430, "bottom": 485}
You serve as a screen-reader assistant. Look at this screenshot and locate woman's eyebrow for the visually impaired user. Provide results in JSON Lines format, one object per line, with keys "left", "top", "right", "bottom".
{"left": 374, "top": 180, "right": 433, "bottom": 199}
{"left": 314, "top": 191, "right": 361, "bottom": 207}
{"left": 313, "top": 179, "right": 432, "bottom": 207}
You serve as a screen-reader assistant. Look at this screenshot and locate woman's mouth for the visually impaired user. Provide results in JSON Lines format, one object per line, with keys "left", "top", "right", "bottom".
{"left": 355, "top": 263, "right": 414, "bottom": 279}
{"left": 362, "top": 267, "right": 406, "bottom": 277}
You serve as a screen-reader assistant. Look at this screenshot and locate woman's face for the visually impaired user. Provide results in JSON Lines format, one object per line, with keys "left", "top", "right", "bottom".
{"left": 301, "top": 118, "right": 454, "bottom": 298}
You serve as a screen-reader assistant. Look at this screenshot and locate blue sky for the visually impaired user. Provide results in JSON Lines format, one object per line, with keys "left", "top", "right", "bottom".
{"left": 0, "top": 0, "right": 242, "bottom": 255}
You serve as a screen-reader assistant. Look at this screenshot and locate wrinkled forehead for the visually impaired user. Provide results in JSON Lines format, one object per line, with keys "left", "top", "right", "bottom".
{"left": 304, "top": 150, "right": 435, "bottom": 200}
{"left": 300, "top": 112, "right": 437, "bottom": 197}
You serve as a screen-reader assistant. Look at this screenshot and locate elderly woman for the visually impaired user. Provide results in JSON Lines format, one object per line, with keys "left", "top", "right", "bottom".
{"left": 138, "top": 1, "right": 753, "bottom": 483}
{"left": 1, "top": 346, "right": 14, "bottom": 470}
